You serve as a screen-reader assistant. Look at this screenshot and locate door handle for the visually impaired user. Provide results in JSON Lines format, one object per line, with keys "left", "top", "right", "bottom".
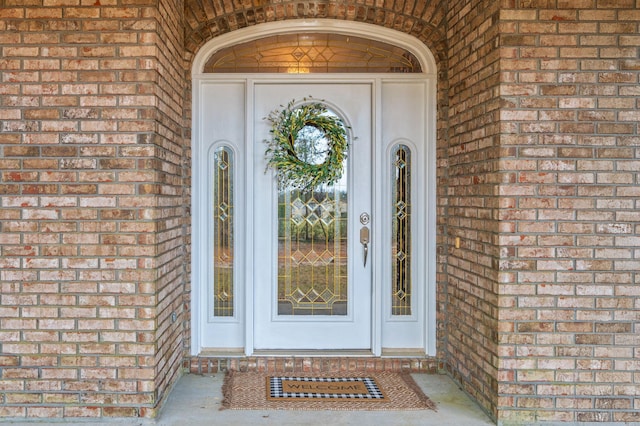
{"left": 360, "top": 226, "right": 370, "bottom": 267}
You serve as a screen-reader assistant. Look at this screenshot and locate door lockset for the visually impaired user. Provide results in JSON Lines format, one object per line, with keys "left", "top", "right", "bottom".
{"left": 360, "top": 226, "right": 370, "bottom": 267}
{"left": 359, "top": 212, "right": 371, "bottom": 267}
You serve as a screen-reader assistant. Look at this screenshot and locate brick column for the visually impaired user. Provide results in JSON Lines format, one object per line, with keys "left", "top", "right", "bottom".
{"left": 0, "top": 0, "right": 186, "bottom": 419}
{"left": 446, "top": 0, "right": 502, "bottom": 419}
{"left": 497, "top": 3, "right": 640, "bottom": 423}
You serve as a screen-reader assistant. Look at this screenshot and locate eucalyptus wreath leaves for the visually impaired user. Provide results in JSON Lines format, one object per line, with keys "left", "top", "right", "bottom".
{"left": 264, "top": 98, "right": 349, "bottom": 191}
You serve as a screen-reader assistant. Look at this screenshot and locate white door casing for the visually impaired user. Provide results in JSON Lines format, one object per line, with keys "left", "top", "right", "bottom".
{"left": 191, "top": 20, "right": 437, "bottom": 356}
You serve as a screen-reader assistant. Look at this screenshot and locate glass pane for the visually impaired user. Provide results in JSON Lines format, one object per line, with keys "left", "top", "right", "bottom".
{"left": 277, "top": 109, "right": 348, "bottom": 316}
{"left": 392, "top": 145, "right": 411, "bottom": 316}
{"left": 213, "top": 147, "right": 234, "bottom": 317}
{"left": 204, "top": 33, "right": 422, "bottom": 74}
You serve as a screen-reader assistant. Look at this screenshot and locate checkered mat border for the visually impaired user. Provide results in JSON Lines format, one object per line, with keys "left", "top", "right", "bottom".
{"left": 267, "top": 376, "right": 386, "bottom": 400}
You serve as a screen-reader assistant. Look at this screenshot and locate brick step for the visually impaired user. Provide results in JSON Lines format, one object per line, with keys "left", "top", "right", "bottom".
{"left": 185, "top": 356, "right": 443, "bottom": 375}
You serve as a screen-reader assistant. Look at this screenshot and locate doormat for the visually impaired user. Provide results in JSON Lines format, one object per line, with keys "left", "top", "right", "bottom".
{"left": 221, "top": 371, "right": 437, "bottom": 411}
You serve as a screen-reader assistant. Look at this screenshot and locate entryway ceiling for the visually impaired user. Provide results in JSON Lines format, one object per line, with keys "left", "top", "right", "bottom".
{"left": 183, "top": 0, "right": 448, "bottom": 61}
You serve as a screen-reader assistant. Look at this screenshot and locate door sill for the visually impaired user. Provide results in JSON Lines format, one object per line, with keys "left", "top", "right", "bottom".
{"left": 253, "top": 349, "right": 374, "bottom": 357}
{"left": 381, "top": 348, "right": 427, "bottom": 357}
{"left": 198, "top": 348, "right": 427, "bottom": 358}
{"left": 199, "top": 348, "right": 245, "bottom": 357}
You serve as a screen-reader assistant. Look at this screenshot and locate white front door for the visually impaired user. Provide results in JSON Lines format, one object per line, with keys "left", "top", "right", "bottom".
{"left": 253, "top": 83, "right": 373, "bottom": 350}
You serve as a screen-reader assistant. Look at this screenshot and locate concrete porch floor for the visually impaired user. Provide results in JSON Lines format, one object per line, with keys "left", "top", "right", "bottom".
{"left": 154, "top": 372, "right": 496, "bottom": 425}
{"left": 4, "top": 372, "right": 495, "bottom": 425}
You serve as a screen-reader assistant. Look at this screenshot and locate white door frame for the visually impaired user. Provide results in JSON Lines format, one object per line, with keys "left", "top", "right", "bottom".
{"left": 191, "top": 19, "right": 438, "bottom": 357}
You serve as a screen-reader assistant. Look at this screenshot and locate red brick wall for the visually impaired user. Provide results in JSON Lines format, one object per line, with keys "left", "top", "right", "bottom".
{"left": 153, "top": 0, "right": 188, "bottom": 411}
{"left": 0, "top": 0, "right": 187, "bottom": 418}
{"left": 497, "top": 1, "right": 640, "bottom": 423}
{"left": 446, "top": 0, "right": 502, "bottom": 418}
{"left": 2, "top": 0, "right": 639, "bottom": 422}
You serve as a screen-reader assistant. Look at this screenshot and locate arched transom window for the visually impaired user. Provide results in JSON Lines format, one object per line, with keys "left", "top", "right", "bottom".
{"left": 203, "top": 33, "right": 422, "bottom": 73}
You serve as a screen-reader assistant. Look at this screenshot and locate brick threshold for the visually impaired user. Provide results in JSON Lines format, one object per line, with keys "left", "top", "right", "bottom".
{"left": 185, "top": 355, "right": 443, "bottom": 375}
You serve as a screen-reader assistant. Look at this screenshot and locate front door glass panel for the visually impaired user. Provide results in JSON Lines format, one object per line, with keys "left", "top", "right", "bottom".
{"left": 278, "top": 109, "right": 348, "bottom": 316}
{"left": 278, "top": 185, "right": 348, "bottom": 316}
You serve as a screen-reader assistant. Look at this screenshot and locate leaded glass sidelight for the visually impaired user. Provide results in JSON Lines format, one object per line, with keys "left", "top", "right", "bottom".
{"left": 213, "top": 147, "right": 234, "bottom": 317}
{"left": 392, "top": 145, "right": 411, "bottom": 316}
{"left": 277, "top": 109, "right": 348, "bottom": 316}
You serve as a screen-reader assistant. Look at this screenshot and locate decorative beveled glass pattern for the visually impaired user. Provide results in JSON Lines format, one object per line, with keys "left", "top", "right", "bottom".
{"left": 392, "top": 145, "right": 411, "bottom": 316}
{"left": 213, "top": 147, "right": 234, "bottom": 317}
{"left": 278, "top": 186, "right": 348, "bottom": 316}
{"left": 277, "top": 108, "right": 348, "bottom": 316}
{"left": 204, "top": 33, "right": 422, "bottom": 74}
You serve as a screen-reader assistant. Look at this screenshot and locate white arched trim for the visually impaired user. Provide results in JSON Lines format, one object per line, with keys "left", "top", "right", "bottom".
{"left": 192, "top": 19, "right": 437, "bottom": 77}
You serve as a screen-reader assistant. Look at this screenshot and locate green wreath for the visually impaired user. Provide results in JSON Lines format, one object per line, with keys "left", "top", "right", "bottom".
{"left": 264, "top": 98, "right": 349, "bottom": 191}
